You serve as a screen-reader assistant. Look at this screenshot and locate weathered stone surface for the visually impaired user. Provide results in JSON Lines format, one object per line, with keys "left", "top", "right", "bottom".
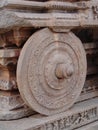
{"left": 0, "top": 0, "right": 98, "bottom": 128}
{"left": 0, "top": 0, "right": 97, "bottom": 32}
{"left": 0, "top": 91, "right": 34, "bottom": 120}
{"left": 0, "top": 48, "right": 19, "bottom": 90}
{"left": 78, "top": 76, "right": 98, "bottom": 102}
{"left": 0, "top": 28, "right": 33, "bottom": 47}
{"left": 0, "top": 91, "right": 23, "bottom": 111}
{"left": 17, "top": 28, "right": 86, "bottom": 115}
{"left": 0, "top": 107, "right": 34, "bottom": 121}
{"left": 0, "top": 97, "right": 98, "bottom": 129}
{"left": 76, "top": 121, "right": 98, "bottom": 130}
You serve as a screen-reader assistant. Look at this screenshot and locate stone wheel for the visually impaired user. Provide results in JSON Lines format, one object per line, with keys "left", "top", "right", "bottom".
{"left": 17, "top": 28, "right": 87, "bottom": 115}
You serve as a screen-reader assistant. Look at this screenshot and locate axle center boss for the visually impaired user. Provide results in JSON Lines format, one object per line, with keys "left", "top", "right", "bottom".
{"left": 17, "top": 28, "right": 87, "bottom": 115}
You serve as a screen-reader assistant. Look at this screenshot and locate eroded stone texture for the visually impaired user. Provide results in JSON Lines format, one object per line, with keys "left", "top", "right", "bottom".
{"left": 0, "top": 0, "right": 97, "bottom": 31}
{"left": 0, "top": 97, "right": 98, "bottom": 129}
{"left": 0, "top": 1, "right": 98, "bottom": 129}
{"left": 17, "top": 28, "right": 86, "bottom": 115}
{"left": 0, "top": 37, "right": 34, "bottom": 120}
{"left": 0, "top": 91, "right": 23, "bottom": 110}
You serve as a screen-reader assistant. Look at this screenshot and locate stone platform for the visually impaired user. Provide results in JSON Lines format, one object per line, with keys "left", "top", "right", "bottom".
{"left": 0, "top": 97, "right": 98, "bottom": 130}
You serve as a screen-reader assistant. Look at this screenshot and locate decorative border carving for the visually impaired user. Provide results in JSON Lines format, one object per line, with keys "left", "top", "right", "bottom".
{"left": 34, "top": 107, "right": 98, "bottom": 130}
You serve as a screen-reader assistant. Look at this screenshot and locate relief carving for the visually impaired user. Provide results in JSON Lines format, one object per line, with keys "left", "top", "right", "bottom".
{"left": 39, "top": 107, "right": 97, "bottom": 130}
{"left": 0, "top": 0, "right": 98, "bottom": 127}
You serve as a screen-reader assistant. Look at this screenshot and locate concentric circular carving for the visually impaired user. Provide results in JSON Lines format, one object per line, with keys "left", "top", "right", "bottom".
{"left": 17, "top": 28, "right": 87, "bottom": 115}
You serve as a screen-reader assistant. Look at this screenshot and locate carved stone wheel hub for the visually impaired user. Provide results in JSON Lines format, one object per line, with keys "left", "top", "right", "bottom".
{"left": 17, "top": 28, "right": 87, "bottom": 115}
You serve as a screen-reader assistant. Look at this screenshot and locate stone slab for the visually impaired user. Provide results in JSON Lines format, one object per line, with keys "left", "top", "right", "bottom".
{"left": 0, "top": 97, "right": 98, "bottom": 130}
{"left": 76, "top": 121, "right": 98, "bottom": 130}
{"left": 0, "top": 107, "right": 34, "bottom": 121}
